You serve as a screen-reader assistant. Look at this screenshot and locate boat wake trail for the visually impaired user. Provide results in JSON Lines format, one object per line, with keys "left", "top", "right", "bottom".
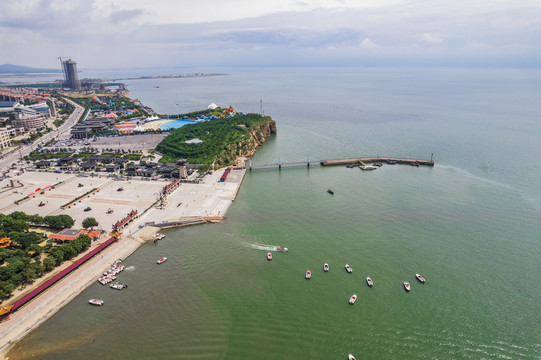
{"left": 124, "top": 266, "right": 135, "bottom": 271}
{"left": 248, "top": 244, "right": 278, "bottom": 252}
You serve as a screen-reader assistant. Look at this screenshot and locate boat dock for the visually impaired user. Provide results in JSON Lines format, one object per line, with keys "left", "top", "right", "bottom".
{"left": 320, "top": 157, "right": 434, "bottom": 167}
{"left": 248, "top": 156, "right": 434, "bottom": 170}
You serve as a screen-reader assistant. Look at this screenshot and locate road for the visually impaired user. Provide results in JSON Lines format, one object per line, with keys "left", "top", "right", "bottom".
{"left": 0, "top": 98, "right": 85, "bottom": 172}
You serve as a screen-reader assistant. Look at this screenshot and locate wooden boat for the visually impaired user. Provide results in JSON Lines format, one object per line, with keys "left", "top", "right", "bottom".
{"left": 305, "top": 269, "right": 311, "bottom": 279}
{"left": 267, "top": 252, "right": 272, "bottom": 261}
{"left": 157, "top": 257, "right": 167, "bottom": 264}
{"left": 323, "top": 263, "right": 329, "bottom": 272}
{"left": 89, "top": 299, "right": 104, "bottom": 306}
{"left": 345, "top": 264, "right": 352, "bottom": 273}
{"left": 348, "top": 294, "right": 357, "bottom": 305}
{"left": 404, "top": 282, "right": 411, "bottom": 291}
{"left": 366, "top": 277, "right": 374, "bottom": 287}
{"left": 415, "top": 274, "right": 426, "bottom": 283}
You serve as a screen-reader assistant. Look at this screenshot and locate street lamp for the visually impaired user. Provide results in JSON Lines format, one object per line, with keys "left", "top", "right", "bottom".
{"left": 176, "top": 104, "right": 179, "bottom": 119}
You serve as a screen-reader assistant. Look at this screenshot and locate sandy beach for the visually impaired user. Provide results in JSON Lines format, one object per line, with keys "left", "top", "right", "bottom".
{"left": 141, "top": 119, "right": 174, "bottom": 130}
{"left": 0, "top": 167, "right": 245, "bottom": 358}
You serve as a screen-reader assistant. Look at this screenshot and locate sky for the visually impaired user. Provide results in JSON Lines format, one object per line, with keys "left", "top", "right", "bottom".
{"left": 1, "top": 0, "right": 540, "bottom": 69}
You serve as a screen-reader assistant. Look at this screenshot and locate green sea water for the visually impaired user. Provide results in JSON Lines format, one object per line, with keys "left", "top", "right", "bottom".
{"left": 6, "top": 67, "right": 541, "bottom": 359}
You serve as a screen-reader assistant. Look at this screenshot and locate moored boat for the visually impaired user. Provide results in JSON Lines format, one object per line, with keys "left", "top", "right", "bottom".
{"left": 349, "top": 294, "right": 357, "bottom": 305}
{"left": 404, "top": 282, "right": 411, "bottom": 291}
{"left": 89, "top": 299, "right": 104, "bottom": 306}
{"left": 415, "top": 274, "right": 426, "bottom": 283}
{"left": 267, "top": 252, "right": 272, "bottom": 260}
{"left": 359, "top": 165, "right": 377, "bottom": 170}
{"left": 305, "top": 269, "right": 311, "bottom": 279}
{"left": 157, "top": 257, "right": 167, "bottom": 264}
{"left": 154, "top": 233, "right": 165, "bottom": 240}
{"left": 345, "top": 264, "right": 352, "bottom": 273}
{"left": 110, "top": 282, "right": 128, "bottom": 290}
{"left": 366, "top": 277, "right": 374, "bottom": 287}
{"left": 276, "top": 246, "right": 288, "bottom": 252}
{"left": 117, "top": 187, "right": 124, "bottom": 191}
{"left": 323, "top": 263, "right": 329, "bottom": 272}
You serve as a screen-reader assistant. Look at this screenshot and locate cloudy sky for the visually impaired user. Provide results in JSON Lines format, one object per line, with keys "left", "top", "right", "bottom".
{"left": 1, "top": 0, "right": 540, "bottom": 69}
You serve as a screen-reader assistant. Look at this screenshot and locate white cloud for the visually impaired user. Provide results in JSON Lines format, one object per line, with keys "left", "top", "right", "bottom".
{"left": 420, "top": 33, "right": 443, "bottom": 44}
{"left": 359, "top": 38, "right": 380, "bottom": 49}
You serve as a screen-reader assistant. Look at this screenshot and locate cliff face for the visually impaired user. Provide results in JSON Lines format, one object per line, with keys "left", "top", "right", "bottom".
{"left": 217, "top": 117, "right": 276, "bottom": 166}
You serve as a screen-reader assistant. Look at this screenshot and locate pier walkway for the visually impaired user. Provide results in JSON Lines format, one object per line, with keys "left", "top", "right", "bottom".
{"left": 248, "top": 156, "right": 434, "bottom": 170}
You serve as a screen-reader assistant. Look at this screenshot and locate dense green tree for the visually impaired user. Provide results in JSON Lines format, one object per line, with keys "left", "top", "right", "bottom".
{"left": 44, "top": 215, "right": 75, "bottom": 230}
{"left": 9, "top": 211, "right": 29, "bottom": 222}
{"left": 82, "top": 217, "right": 98, "bottom": 229}
{"left": 11, "top": 232, "right": 41, "bottom": 249}
{"left": 52, "top": 248, "right": 65, "bottom": 264}
{"left": 43, "top": 256, "right": 56, "bottom": 271}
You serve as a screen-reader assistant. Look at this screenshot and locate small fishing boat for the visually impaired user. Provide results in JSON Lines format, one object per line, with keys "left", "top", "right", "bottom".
{"left": 267, "top": 252, "right": 272, "bottom": 261}
{"left": 38, "top": 201, "right": 45, "bottom": 207}
{"left": 157, "top": 257, "right": 167, "bottom": 264}
{"left": 345, "top": 264, "right": 352, "bottom": 273}
{"left": 276, "top": 246, "right": 288, "bottom": 252}
{"left": 117, "top": 187, "right": 124, "bottom": 191}
{"left": 404, "top": 282, "right": 411, "bottom": 291}
{"left": 359, "top": 165, "right": 377, "bottom": 170}
{"left": 323, "top": 263, "right": 329, "bottom": 272}
{"left": 327, "top": 189, "right": 334, "bottom": 195}
{"left": 366, "top": 277, "right": 374, "bottom": 287}
{"left": 415, "top": 274, "right": 426, "bottom": 283}
{"left": 109, "top": 282, "right": 128, "bottom": 290}
{"left": 83, "top": 206, "right": 91, "bottom": 212}
{"left": 349, "top": 294, "right": 357, "bottom": 305}
{"left": 305, "top": 269, "right": 311, "bottom": 279}
{"left": 89, "top": 299, "right": 104, "bottom": 306}
{"left": 348, "top": 354, "right": 356, "bottom": 360}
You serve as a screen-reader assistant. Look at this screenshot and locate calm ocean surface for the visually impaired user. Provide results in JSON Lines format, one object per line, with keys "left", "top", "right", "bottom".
{"left": 5, "top": 67, "right": 541, "bottom": 359}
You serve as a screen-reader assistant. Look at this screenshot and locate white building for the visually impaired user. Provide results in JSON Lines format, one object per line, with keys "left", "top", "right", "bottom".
{"left": 0, "top": 128, "right": 12, "bottom": 151}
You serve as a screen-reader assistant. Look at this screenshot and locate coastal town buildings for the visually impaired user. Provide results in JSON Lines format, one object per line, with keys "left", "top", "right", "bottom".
{"left": 0, "top": 128, "right": 11, "bottom": 151}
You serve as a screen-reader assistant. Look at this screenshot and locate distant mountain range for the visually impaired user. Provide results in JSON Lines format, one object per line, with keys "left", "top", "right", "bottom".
{"left": 0, "top": 64, "right": 61, "bottom": 74}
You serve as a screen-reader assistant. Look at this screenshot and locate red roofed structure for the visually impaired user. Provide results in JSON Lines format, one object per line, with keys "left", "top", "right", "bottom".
{"left": 49, "top": 229, "right": 101, "bottom": 243}
{"left": 112, "top": 210, "right": 138, "bottom": 231}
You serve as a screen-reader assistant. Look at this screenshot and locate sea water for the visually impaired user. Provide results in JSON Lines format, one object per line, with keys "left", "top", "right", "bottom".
{"left": 6, "top": 67, "right": 541, "bottom": 359}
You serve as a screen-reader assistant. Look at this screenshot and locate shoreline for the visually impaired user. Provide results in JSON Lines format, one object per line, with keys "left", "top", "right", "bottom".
{"left": 0, "top": 167, "right": 246, "bottom": 359}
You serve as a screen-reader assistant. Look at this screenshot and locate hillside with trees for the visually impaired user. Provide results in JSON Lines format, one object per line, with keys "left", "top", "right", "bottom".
{"left": 156, "top": 112, "right": 276, "bottom": 171}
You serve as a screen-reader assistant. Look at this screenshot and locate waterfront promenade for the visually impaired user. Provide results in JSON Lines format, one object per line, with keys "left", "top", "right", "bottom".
{"left": 0, "top": 168, "right": 245, "bottom": 358}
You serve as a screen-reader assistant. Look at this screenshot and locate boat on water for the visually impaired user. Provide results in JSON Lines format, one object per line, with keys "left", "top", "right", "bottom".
{"left": 305, "top": 269, "right": 311, "bottom": 279}
{"left": 349, "top": 294, "right": 357, "bottom": 305}
{"left": 345, "top": 264, "right": 352, "bottom": 273}
{"left": 276, "top": 246, "right": 288, "bottom": 252}
{"left": 323, "top": 263, "right": 329, "bottom": 272}
{"left": 110, "top": 282, "right": 128, "bottom": 290}
{"left": 267, "top": 252, "right": 273, "bottom": 261}
{"left": 366, "top": 277, "right": 374, "bottom": 287}
{"left": 89, "top": 299, "right": 104, "bottom": 306}
{"left": 154, "top": 233, "right": 165, "bottom": 240}
{"left": 415, "top": 274, "right": 426, "bottom": 283}
{"left": 327, "top": 189, "right": 334, "bottom": 195}
{"left": 157, "top": 257, "right": 167, "bottom": 264}
{"left": 359, "top": 165, "right": 377, "bottom": 170}
{"left": 404, "top": 282, "right": 411, "bottom": 291}
{"left": 373, "top": 162, "right": 383, "bottom": 167}
{"left": 348, "top": 354, "right": 356, "bottom": 360}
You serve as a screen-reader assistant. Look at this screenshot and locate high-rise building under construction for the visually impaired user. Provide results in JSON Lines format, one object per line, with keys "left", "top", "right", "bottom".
{"left": 61, "top": 58, "right": 81, "bottom": 90}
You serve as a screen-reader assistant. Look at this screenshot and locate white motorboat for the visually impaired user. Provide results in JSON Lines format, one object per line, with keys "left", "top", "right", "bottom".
{"left": 305, "top": 269, "right": 311, "bottom": 279}
{"left": 157, "top": 257, "right": 167, "bottom": 264}
{"left": 348, "top": 354, "right": 356, "bottom": 360}
{"left": 404, "top": 282, "right": 411, "bottom": 291}
{"left": 349, "top": 294, "right": 357, "bottom": 305}
{"left": 345, "top": 264, "right": 352, "bottom": 273}
{"left": 415, "top": 274, "right": 426, "bottom": 283}
{"left": 154, "top": 233, "right": 165, "bottom": 240}
{"left": 267, "top": 252, "right": 273, "bottom": 261}
{"left": 360, "top": 165, "right": 377, "bottom": 170}
{"left": 323, "top": 263, "right": 329, "bottom": 272}
{"left": 110, "top": 282, "right": 128, "bottom": 290}
{"left": 276, "top": 246, "right": 288, "bottom": 252}
{"left": 89, "top": 299, "right": 104, "bottom": 306}
{"left": 366, "top": 277, "right": 374, "bottom": 287}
